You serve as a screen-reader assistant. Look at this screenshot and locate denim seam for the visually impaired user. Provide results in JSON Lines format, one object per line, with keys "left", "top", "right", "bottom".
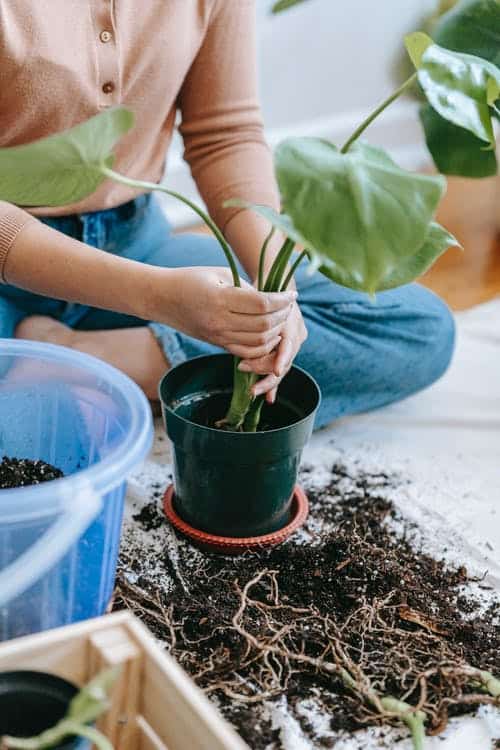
{"left": 149, "top": 322, "right": 187, "bottom": 368}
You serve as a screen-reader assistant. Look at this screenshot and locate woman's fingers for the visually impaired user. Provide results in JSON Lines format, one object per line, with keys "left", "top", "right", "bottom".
{"left": 225, "top": 308, "right": 289, "bottom": 334}
{"left": 251, "top": 372, "right": 280, "bottom": 397}
{"left": 266, "top": 387, "right": 278, "bottom": 405}
{"left": 223, "top": 323, "right": 284, "bottom": 348}
{"left": 274, "top": 336, "right": 294, "bottom": 377}
{"left": 226, "top": 287, "right": 297, "bottom": 315}
{"left": 226, "top": 337, "right": 282, "bottom": 361}
{"left": 237, "top": 353, "right": 276, "bottom": 375}
{"left": 225, "top": 304, "right": 292, "bottom": 334}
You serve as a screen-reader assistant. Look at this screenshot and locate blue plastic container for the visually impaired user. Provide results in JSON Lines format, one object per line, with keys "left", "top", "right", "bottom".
{"left": 0, "top": 340, "right": 153, "bottom": 640}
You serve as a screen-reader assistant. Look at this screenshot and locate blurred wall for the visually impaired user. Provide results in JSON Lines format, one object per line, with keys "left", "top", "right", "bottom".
{"left": 164, "top": 0, "right": 438, "bottom": 226}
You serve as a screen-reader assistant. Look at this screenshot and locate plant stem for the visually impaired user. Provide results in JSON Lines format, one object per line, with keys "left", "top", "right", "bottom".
{"left": 100, "top": 165, "right": 241, "bottom": 288}
{"left": 380, "top": 697, "right": 426, "bottom": 750}
{"left": 243, "top": 395, "right": 265, "bottom": 432}
{"left": 340, "top": 72, "right": 418, "bottom": 154}
{"left": 264, "top": 238, "right": 296, "bottom": 292}
{"left": 258, "top": 227, "right": 275, "bottom": 291}
{"left": 280, "top": 249, "right": 308, "bottom": 291}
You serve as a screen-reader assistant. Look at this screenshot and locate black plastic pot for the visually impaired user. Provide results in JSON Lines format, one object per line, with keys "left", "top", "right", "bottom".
{"left": 0, "top": 671, "right": 89, "bottom": 749}
{"left": 159, "top": 354, "right": 320, "bottom": 538}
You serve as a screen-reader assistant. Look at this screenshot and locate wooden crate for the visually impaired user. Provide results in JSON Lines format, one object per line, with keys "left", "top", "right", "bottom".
{"left": 0, "top": 612, "right": 248, "bottom": 750}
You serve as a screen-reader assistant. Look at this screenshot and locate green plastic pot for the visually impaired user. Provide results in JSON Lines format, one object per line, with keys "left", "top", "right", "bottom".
{"left": 159, "top": 354, "right": 320, "bottom": 538}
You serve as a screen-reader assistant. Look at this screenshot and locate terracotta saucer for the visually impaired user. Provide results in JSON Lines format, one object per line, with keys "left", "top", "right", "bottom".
{"left": 162, "top": 484, "right": 309, "bottom": 555}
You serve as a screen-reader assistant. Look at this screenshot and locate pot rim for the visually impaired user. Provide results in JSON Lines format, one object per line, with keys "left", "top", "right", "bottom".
{"left": 159, "top": 353, "right": 321, "bottom": 437}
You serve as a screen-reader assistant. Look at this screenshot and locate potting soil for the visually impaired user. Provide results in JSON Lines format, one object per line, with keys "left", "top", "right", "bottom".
{"left": 115, "top": 455, "right": 500, "bottom": 749}
{"left": 0, "top": 457, "right": 63, "bottom": 489}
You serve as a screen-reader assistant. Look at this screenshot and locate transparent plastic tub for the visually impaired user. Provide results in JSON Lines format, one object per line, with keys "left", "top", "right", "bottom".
{"left": 0, "top": 340, "right": 153, "bottom": 640}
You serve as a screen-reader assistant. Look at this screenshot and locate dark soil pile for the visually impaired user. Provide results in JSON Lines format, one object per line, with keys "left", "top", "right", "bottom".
{"left": 0, "top": 456, "right": 63, "bottom": 489}
{"left": 115, "top": 463, "right": 500, "bottom": 748}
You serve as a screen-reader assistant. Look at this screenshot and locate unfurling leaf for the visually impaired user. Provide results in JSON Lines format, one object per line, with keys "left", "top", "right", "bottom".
{"left": 405, "top": 32, "right": 500, "bottom": 147}
{"left": 274, "top": 137, "right": 446, "bottom": 294}
{"left": 405, "top": 30, "right": 433, "bottom": 69}
{"left": 0, "top": 107, "right": 134, "bottom": 207}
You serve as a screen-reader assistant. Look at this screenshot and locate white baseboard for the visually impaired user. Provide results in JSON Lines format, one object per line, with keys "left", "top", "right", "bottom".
{"left": 159, "top": 100, "right": 431, "bottom": 229}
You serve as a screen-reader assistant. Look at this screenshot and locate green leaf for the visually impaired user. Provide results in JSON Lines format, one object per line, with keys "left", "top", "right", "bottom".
{"left": 0, "top": 107, "right": 134, "bottom": 207}
{"left": 486, "top": 76, "right": 500, "bottom": 106}
{"left": 408, "top": 38, "right": 500, "bottom": 145}
{"left": 378, "top": 222, "right": 460, "bottom": 290}
{"left": 420, "top": 104, "right": 498, "bottom": 177}
{"left": 405, "top": 31, "right": 433, "bottom": 69}
{"left": 271, "top": 0, "right": 311, "bottom": 13}
{"left": 275, "top": 137, "right": 446, "bottom": 294}
{"left": 432, "top": 0, "right": 500, "bottom": 68}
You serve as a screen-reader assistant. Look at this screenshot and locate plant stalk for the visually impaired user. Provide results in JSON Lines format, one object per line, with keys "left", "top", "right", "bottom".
{"left": 340, "top": 72, "right": 418, "bottom": 154}
{"left": 258, "top": 227, "right": 276, "bottom": 291}
{"left": 100, "top": 166, "right": 241, "bottom": 288}
{"left": 221, "top": 235, "right": 299, "bottom": 431}
{"left": 264, "top": 238, "right": 296, "bottom": 292}
{"left": 280, "top": 249, "right": 308, "bottom": 291}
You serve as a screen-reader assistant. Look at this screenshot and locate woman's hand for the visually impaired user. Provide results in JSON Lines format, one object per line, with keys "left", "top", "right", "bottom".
{"left": 237, "top": 301, "right": 308, "bottom": 402}
{"left": 150, "top": 266, "right": 297, "bottom": 360}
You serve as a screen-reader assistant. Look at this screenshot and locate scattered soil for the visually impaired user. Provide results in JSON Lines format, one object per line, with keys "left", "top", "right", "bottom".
{"left": 0, "top": 456, "right": 63, "bottom": 489}
{"left": 115, "top": 462, "right": 500, "bottom": 748}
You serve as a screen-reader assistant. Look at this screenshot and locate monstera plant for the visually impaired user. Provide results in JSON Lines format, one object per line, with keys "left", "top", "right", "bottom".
{"left": 420, "top": 0, "right": 500, "bottom": 176}
{"left": 0, "top": 28, "right": 499, "bottom": 433}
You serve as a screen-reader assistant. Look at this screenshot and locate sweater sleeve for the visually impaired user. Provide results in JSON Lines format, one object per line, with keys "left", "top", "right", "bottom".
{"left": 0, "top": 202, "right": 37, "bottom": 283}
{"left": 177, "top": 0, "right": 280, "bottom": 232}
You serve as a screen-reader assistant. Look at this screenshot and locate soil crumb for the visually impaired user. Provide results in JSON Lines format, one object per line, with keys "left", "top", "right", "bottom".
{"left": 115, "top": 462, "right": 500, "bottom": 749}
{"left": 0, "top": 456, "right": 63, "bottom": 489}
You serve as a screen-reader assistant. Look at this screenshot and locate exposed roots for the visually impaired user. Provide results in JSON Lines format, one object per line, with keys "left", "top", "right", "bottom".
{"left": 115, "top": 464, "right": 500, "bottom": 748}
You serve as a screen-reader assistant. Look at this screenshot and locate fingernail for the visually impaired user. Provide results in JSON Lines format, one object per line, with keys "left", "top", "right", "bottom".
{"left": 238, "top": 362, "right": 251, "bottom": 372}
{"left": 270, "top": 392, "right": 276, "bottom": 404}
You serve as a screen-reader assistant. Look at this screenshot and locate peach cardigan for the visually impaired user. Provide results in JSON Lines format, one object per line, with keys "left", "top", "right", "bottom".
{"left": 0, "top": 0, "right": 278, "bottom": 280}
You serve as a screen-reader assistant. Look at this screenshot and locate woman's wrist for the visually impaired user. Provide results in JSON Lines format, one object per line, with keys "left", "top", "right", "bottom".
{"left": 137, "top": 265, "right": 177, "bottom": 324}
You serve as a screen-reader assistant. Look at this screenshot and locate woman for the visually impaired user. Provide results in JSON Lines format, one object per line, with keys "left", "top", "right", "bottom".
{"left": 0, "top": 1, "right": 454, "bottom": 428}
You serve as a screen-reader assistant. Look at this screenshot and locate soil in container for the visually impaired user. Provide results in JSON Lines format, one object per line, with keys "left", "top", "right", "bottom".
{"left": 174, "top": 390, "right": 303, "bottom": 432}
{"left": 0, "top": 457, "right": 64, "bottom": 488}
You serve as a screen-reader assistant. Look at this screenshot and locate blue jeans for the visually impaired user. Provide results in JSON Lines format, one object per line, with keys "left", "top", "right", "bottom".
{"left": 0, "top": 195, "right": 455, "bottom": 429}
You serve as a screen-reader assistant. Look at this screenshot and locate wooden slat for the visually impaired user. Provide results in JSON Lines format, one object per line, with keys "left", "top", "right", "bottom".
{"left": 136, "top": 716, "right": 170, "bottom": 750}
{"left": 89, "top": 625, "right": 142, "bottom": 750}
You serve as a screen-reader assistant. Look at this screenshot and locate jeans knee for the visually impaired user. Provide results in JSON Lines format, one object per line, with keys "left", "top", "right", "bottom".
{"left": 411, "top": 293, "right": 455, "bottom": 390}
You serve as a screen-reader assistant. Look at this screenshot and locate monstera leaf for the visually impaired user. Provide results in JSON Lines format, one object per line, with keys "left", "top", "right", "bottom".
{"left": 227, "top": 138, "right": 457, "bottom": 294}
{"left": 377, "top": 222, "right": 459, "bottom": 291}
{"left": 405, "top": 31, "right": 500, "bottom": 147}
{"left": 407, "top": 2, "right": 500, "bottom": 178}
{"left": 432, "top": 0, "right": 500, "bottom": 67}
{"left": 0, "top": 107, "right": 134, "bottom": 206}
{"left": 420, "top": 104, "right": 498, "bottom": 176}
{"left": 429, "top": 0, "right": 500, "bottom": 176}
{"left": 274, "top": 137, "right": 446, "bottom": 294}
